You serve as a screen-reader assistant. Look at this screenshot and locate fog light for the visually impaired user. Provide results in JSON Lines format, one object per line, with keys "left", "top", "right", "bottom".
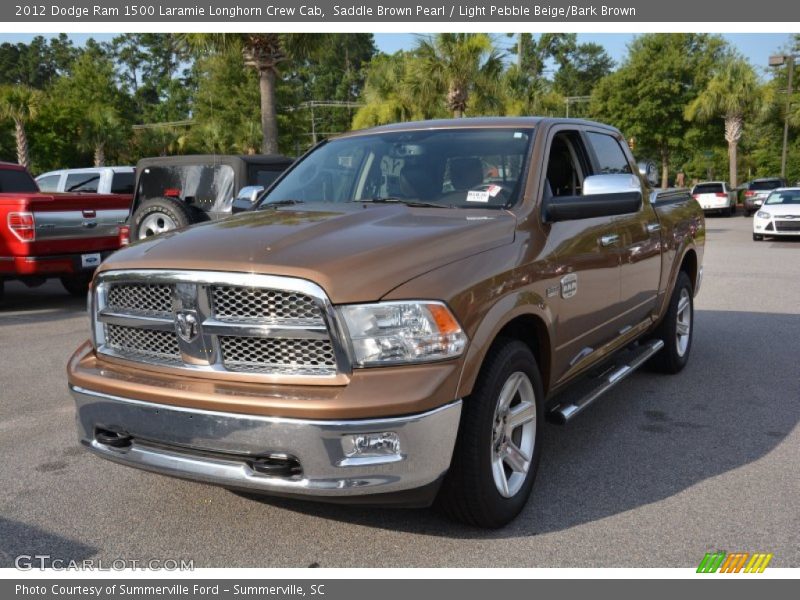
{"left": 342, "top": 432, "right": 401, "bottom": 459}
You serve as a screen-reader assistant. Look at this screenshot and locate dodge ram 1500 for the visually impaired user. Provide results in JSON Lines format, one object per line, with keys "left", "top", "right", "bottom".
{"left": 67, "top": 118, "right": 704, "bottom": 527}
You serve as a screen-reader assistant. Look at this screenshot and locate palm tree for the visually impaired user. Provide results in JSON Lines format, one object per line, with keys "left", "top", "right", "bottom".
{"left": 414, "top": 33, "right": 504, "bottom": 118}
{"left": 0, "top": 85, "right": 41, "bottom": 169}
{"left": 179, "top": 33, "right": 317, "bottom": 154}
{"left": 686, "top": 57, "right": 762, "bottom": 188}
{"left": 79, "top": 104, "right": 126, "bottom": 166}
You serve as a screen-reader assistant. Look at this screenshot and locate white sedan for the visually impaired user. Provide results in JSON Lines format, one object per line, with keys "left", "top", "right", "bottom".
{"left": 753, "top": 188, "right": 800, "bottom": 240}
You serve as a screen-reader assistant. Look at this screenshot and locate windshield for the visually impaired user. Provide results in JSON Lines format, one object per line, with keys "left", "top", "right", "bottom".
{"left": 258, "top": 128, "right": 534, "bottom": 209}
{"left": 765, "top": 189, "right": 800, "bottom": 205}
{"left": 751, "top": 179, "right": 783, "bottom": 191}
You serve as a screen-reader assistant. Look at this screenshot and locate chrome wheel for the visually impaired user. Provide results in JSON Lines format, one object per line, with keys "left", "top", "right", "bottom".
{"left": 675, "top": 288, "right": 692, "bottom": 357}
{"left": 139, "top": 212, "right": 177, "bottom": 239}
{"left": 490, "top": 371, "right": 537, "bottom": 498}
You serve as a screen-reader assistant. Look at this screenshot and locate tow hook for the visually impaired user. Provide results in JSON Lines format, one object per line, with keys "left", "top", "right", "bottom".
{"left": 94, "top": 428, "right": 133, "bottom": 449}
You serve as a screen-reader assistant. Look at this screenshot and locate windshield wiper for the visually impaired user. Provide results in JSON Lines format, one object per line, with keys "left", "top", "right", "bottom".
{"left": 351, "top": 196, "right": 452, "bottom": 209}
{"left": 258, "top": 199, "right": 305, "bottom": 209}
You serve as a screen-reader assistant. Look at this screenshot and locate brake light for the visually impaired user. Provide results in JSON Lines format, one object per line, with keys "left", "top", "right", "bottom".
{"left": 715, "top": 192, "right": 727, "bottom": 197}
{"left": 118, "top": 225, "right": 130, "bottom": 246}
{"left": 8, "top": 211, "right": 35, "bottom": 242}
{"left": 744, "top": 191, "right": 755, "bottom": 197}
{"left": 163, "top": 188, "right": 181, "bottom": 198}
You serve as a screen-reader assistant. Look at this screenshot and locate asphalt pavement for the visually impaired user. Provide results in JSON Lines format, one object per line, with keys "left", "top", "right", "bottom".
{"left": 0, "top": 213, "right": 798, "bottom": 568}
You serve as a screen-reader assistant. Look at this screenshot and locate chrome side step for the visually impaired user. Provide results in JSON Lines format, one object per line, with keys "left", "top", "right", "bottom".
{"left": 548, "top": 339, "right": 665, "bottom": 425}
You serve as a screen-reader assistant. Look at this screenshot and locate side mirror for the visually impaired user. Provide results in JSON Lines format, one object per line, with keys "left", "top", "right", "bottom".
{"left": 231, "top": 185, "right": 265, "bottom": 214}
{"left": 637, "top": 161, "right": 659, "bottom": 187}
{"left": 544, "top": 174, "right": 642, "bottom": 222}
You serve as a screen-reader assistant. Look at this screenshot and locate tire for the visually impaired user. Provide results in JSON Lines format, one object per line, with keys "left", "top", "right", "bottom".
{"left": 648, "top": 271, "right": 694, "bottom": 374}
{"left": 60, "top": 274, "right": 92, "bottom": 297}
{"left": 0, "top": 279, "right": 4, "bottom": 304}
{"left": 753, "top": 233, "right": 763, "bottom": 241}
{"left": 131, "top": 197, "right": 200, "bottom": 240}
{"left": 729, "top": 202, "right": 736, "bottom": 217}
{"left": 436, "top": 339, "right": 544, "bottom": 528}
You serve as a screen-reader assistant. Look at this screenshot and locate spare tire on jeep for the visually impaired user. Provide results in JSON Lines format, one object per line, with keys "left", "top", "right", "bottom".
{"left": 131, "top": 197, "right": 202, "bottom": 240}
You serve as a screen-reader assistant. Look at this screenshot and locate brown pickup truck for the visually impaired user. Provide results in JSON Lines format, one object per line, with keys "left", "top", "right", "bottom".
{"left": 68, "top": 118, "right": 705, "bottom": 527}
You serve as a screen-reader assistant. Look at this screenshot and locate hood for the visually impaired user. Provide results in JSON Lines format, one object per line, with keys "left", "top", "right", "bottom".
{"left": 761, "top": 203, "right": 800, "bottom": 216}
{"left": 101, "top": 203, "right": 516, "bottom": 302}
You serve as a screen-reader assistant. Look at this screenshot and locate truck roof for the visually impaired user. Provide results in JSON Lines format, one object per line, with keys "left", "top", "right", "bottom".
{"left": 36, "top": 166, "right": 135, "bottom": 177}
{"left": 339, "top": 116, "right": 620, "bottom": 138}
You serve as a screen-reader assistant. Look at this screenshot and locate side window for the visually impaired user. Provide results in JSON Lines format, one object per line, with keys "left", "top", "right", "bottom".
{"left": 36, "top": 175, "right": 60, "bottom": 192}
{"left": 252, "top": 169, "right": 282, "bottom": 189}
{"left": 65, "top": 172, "right": 100, "bottom": 192}
{"left": 586, "top": 132, "right": 632, "bottom": 175}
{"left": 110, "top": 172, "right": 135, "bottom": 194}
{"left": 545, "top": 132, "right": 588, "bottom": 197}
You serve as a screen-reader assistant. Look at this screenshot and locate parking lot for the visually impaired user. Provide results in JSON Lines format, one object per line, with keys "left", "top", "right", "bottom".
{"left": 0, "top": 214, "right": 798, "bottom": 568}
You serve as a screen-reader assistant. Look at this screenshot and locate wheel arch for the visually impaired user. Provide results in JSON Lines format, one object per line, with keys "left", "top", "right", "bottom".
{"left": 458, "top": 302, "right": 553, "bottom": 401}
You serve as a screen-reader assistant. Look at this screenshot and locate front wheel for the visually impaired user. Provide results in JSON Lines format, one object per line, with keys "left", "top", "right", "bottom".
{"left": 436, "top": 339, "right": 543, "bottom": 528}
{"left": 648, "top": 271, "right": 694, "bottom": 374}
{"left": 753, "top": 233, "right": 763, "bottom": 241}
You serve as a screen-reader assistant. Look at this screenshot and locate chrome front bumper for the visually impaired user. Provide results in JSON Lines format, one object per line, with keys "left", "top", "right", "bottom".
{"left": 71, "top": 385, "right": 461, "bottom": 499}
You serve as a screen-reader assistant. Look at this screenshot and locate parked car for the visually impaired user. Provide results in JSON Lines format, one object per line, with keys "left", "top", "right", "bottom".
{"left": 67, "top": 117, "right": 704, "bottom": 528}
{"left": 35, "top": 166, "right": 136, "bottom": 198}
{"left": 129, "top": 154, "right": 294, "bottom": 240}
{"left": 752, "top": 187, "right": 800, "bottom": 240}
{"left": 691, "top": 181, "right": 736, "bottom": 216}
{"left": 0, "top": 162, "right": 129, "bottom": 301}
{"left": 742, "top": 177, "right": 786, "bottom": 216}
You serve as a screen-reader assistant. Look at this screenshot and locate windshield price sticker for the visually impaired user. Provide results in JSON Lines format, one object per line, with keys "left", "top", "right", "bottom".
{"left": 467, "top": 190, "right": 491, "bottom": 203}
{"left": 487, "top": 185, "right": 503, "bottom": 197}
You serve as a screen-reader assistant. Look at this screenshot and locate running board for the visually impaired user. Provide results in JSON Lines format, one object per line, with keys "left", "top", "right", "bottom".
{"left": 548, "top": 339, "right": 665, "bottom": 425}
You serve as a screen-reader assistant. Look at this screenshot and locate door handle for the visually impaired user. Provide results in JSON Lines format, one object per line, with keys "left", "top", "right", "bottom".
{"left": 646, "top": 222, "right": 661, "bottom": 233}
{"left": 600, "top": 234, "right": 620, "bottom": 247}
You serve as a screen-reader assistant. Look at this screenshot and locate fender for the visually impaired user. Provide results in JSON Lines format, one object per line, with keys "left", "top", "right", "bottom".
{"left": 456, "top": 291, "right": 554, "bottom": 400}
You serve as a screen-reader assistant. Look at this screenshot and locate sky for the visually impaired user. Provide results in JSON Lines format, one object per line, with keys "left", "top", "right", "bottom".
{"left": 1, "top": 32, "right": 795, "bottom": 76}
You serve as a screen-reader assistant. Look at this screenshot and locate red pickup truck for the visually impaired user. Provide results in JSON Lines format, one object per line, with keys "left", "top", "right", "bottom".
{"left": 0, "top": 162, "right": 129, "bottom": 301}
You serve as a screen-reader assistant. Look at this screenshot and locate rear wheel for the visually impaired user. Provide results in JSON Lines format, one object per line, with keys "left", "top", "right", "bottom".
{"left": 648, "top": 271, "right": 694, "bottom": 374}
{"left": 436, "top": 339, "right": 543, "bottom": 528}
{"left": 729, "top": 202, "right": 736, "bottom": 216}
{"left": 60, "top": 274, "right": 92, "bottom": 297}
{"left": 132, "top": 197, "right": 200, "bottom": 240}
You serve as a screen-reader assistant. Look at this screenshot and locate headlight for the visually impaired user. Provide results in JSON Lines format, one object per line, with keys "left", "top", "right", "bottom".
{"left": 339, "top": 301, "right": 467, "bottom": 366}
{"left": 756, "top": 211, "right": 771, "bottom": 219}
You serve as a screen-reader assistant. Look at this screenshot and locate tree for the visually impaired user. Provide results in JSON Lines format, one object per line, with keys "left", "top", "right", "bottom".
{"left": 78, "top": 104, "right": 127, "bottom": 166}
{"left": 553, "top": 43, "right": 615, "bottom": 97}
{"left": 413, "top": 33, "right": 504, "bottom": 118}
{"left": 0, "top": 84, "right": 41, "bottom": 168}
{"left": 591, "top": 34, "right": 726, "bottom": 187}
{"left": 685, "top": 57, "right": 762, "bottom": 188}
{"left": 180, "top": 33, "right": 319, "bottom": 154}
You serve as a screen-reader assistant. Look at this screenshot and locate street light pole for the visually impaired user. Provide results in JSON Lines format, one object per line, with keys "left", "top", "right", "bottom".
{"left": 781, "top": 58, "right": 794, "bottom": 179}
{"left": 770, "top": 53, "right": 797, "bottom": 180}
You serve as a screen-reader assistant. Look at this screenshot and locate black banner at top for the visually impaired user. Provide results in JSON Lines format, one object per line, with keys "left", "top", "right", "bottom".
{"left": 3, "top": 0, "right": 800, "bottom": 22}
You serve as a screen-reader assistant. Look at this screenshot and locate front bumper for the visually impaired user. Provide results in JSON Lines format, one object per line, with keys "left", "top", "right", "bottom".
{"left": 71, "top": 384, "right": 462, "bottom": 500}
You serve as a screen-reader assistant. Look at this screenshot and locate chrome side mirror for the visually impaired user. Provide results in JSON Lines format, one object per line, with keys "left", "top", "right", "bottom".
{"left": 583, "top": 174, "right": 642, "bottom": 196}
{"left": 231, "top": 185, "right": 265, "bottom": 214}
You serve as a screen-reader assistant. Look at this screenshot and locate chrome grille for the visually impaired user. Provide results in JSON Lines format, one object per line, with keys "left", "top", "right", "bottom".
{"left": 107, "top": 284, "right": 172, "bottom": 316}
{"left": 775, "top": 220, "right": 800, "bottom": 231}
{"left": 105, "top": 324, "right": 181, "bottom": 363}
{"left": 220, "top": 336, "right": 337, "bottom": 373}
{"left": 212, "top": 286, "right": 322, "bottom": 323}
{"left": 94, "top": 271, "right": 346, "bottom": 381}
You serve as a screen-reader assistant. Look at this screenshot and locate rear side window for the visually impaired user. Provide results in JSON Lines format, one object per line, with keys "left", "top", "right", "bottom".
{"left": 0, "top": 169, "right": 39, "bottom": 193}
{"left": 586, "top": 132, "right": 632, "bottom": 175}
{"left": 111, "top": 172, "right": 135, "bottom": 194}
{"left": 252, "top": 169, "right": 283, "bottom": 189}
{"left": 36, "top": 174, "right": 60, "bottom": 192}
{"left": 693, "top": 183, "right": 724, "bottom": 194}
{"left": 65, "top": 172, "right": 100, "bottom": 192}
